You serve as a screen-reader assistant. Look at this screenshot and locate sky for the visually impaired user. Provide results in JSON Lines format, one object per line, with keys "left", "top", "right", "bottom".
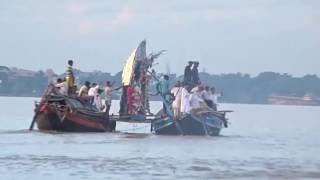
{"left": 0, "top": 0, "right": 319, "bottom": 76}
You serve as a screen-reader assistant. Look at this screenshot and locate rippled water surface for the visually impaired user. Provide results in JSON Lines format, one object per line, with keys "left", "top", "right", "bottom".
{"left": 0, "top": 97, "right": 320, "bottom": 179}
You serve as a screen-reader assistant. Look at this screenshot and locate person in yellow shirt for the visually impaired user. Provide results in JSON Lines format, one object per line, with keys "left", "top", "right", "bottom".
{"left": 65, "top": 60, "right": 75, "bottom": 95}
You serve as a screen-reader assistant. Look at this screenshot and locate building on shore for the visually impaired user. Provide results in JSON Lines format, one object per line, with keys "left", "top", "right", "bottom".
{"left": 268, "top": 94, "right": 320, "bottom": 106}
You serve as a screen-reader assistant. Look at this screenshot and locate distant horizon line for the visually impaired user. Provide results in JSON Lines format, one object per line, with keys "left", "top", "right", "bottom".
{"left": 1, "top": 65, "right": 319, "bottom": 78}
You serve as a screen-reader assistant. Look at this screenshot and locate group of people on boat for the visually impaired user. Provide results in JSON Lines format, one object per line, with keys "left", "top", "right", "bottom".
{"left": 54, "top": 59, "right": 222, "bottom": 121}
{"left": 54, "top": 59, "right": 153, "bottom": 118}
{"left": 155, "top": 61, "right": 222, "bottom": 120}
{"left": 54, "top": 60, "right": 120, "bottom": 115}
{"left": 170, "top": 81, "right": 221, "bottom": 119}
{"left": 34, "top": 39, "right": 230, "bottom": 134}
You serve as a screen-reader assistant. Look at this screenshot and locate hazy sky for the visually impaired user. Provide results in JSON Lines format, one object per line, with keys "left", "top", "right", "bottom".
{"left": 0, "top": 0, "right": 319, "bottom": 76}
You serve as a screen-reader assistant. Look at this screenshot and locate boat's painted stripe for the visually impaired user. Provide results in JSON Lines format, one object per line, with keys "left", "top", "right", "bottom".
{"left": 66, "top": 113, "right": 106, "bottom": 130}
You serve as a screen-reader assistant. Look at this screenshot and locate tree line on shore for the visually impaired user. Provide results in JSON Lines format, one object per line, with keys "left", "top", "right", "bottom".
{"left": 0, "top": 66, "right": 319, "bottom": 104}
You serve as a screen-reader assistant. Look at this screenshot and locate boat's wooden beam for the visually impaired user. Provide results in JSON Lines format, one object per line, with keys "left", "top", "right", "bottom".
{"left": 110, "top": 119, "right": 152, "bottom": 123}
{"left": 218, "top": 110, "right": 234, "bottom": 113}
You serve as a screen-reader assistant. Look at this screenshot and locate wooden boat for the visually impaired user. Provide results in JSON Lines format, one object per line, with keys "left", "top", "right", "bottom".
{"left": 152, "top": 108, "right": 230, "bottom": 136}
{"left": 112, "top": 40, "right": 232, "bottom": 136}
{"left": 31, "top": 84, "right": 116, "bottom": 132}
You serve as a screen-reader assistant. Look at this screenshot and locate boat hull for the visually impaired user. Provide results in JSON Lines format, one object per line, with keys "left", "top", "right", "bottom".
{"left": 153, "top": 111, "right": 225, "bottom": 136}
{"left": 35, "top": 105, "right": 114, "bottom": 132}
{"left": 33, "top": 84, "right": 116, "bottom": 133}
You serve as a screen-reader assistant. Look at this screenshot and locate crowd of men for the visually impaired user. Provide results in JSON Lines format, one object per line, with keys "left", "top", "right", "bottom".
{"left": 162, "top": 61, "right": 222, "bottom": 120}
{"left": 170, "top": 81, "right": 222, "bottom": 119}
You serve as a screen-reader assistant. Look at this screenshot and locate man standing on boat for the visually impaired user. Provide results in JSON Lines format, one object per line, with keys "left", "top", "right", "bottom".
{"left": 184, "top": 61, "right": 193, "bottom": 85}
{"left": 191, "top": 61, "right": 201, "bottom": 86}
{"left": 104, "top": 81, "right": 113, "bottom": 116}
{"left": 157, "top": 75, "right": 171, "bottom": 115}
{"left": 104, "top": 81, "right": 121, "bottom": 116}
{"left": 66, "top": 60, "right": 75, "bottom": 95}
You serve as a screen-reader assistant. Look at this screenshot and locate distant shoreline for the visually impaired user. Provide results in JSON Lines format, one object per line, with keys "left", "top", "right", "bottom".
{"left": 1, "top": 96, "right": 319, "bottom": 107}
{"left": 1, "top": 66, "right": 320, "bottom": 106}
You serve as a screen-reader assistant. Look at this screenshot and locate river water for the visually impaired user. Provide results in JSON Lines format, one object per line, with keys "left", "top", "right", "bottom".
{"left": 0, "top": 96, "right": 319, "bottom": 179}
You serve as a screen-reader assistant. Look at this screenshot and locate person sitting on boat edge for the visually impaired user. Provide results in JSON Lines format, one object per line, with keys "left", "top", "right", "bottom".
{"left": 171, "top": 81, "right": 183, "bottom": 120}
{"left": 65, "top": 60, "right": 75, "bottom": 95}
{"left": 55, "top": 78, "right": 68, "bottom": 95}
{"left": 78, "top": 81, "right": 90, "bottom": 97}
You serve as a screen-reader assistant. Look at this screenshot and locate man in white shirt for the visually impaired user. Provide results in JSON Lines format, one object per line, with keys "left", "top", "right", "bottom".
{"left": 88, "top": 83, "right": 99, "bottom": 105}
{"left": 87, "top": 83, "right": 104, "bottom": 111}
{"left": 189, "top": 86, "right": 205, "bottom": 111}
{"left": 171, "top": 81, "right": 183, "bottom": 120}
{"left": 88, "top": 83, "right": 98, "bottom": 96}
{"left": 55, "top": 78, "right": 68, "bottom": 95}
{"left": 180, "top": 84, "right": 191, "bottom": 114}
{"left": 210, "top": 87, "right": 222, "bottom": 111}
{"left": 93, "top": 89, "right": 104, "bottom": 112}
